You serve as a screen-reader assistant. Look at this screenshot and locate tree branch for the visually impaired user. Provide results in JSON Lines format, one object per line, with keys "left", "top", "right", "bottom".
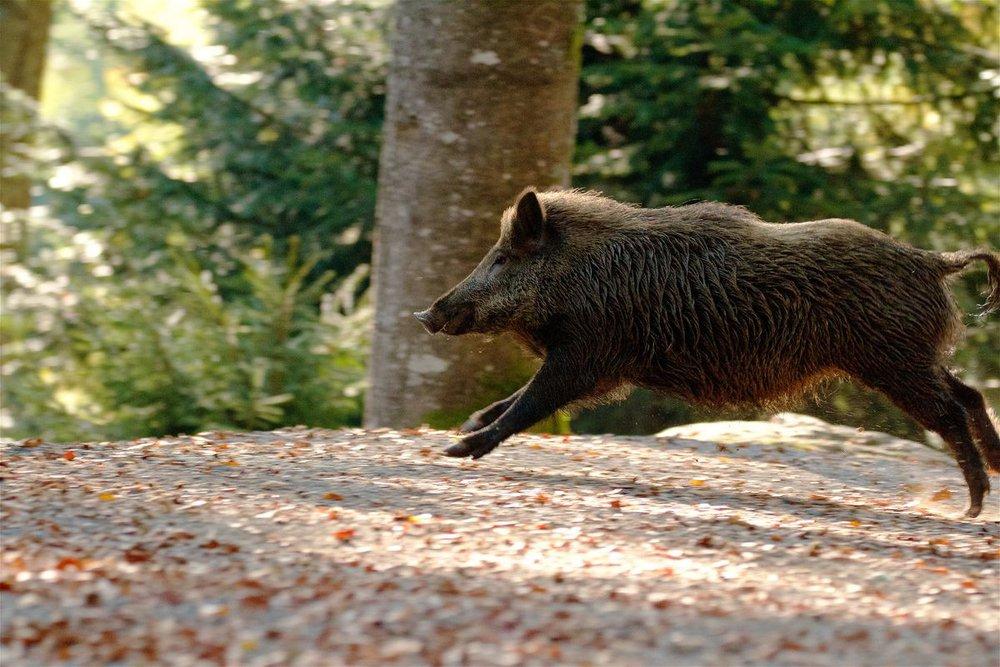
{"left": 775, "top": 90, "right": 991, "bottom": 106}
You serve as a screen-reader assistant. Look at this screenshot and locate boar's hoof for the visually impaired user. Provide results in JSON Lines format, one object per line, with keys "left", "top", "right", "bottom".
{"left": 445, "top": 433, "right": 500, "bottom": 459}
{"left": 444, "top": 441, "right": 474, "bottom": 457}
{"left": 963, "top": 476, "right": 989, "bottom": 518}
{"left": 458, "top": 417, "right": 483, "bottom": 434}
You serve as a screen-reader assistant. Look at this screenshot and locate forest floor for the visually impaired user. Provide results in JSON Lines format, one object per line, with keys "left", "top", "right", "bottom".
{"left": 2, "top": 417, "right": 999, "bottom": 666}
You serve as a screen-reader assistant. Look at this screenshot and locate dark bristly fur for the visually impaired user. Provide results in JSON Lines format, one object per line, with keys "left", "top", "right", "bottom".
{"left": 414, "top": 188, "right": 1000, "bottom": 518}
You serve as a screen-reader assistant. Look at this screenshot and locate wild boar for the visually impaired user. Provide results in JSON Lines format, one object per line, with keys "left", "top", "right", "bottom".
{"left": 413, "top": 188, "right": 1000, "bottom": 517}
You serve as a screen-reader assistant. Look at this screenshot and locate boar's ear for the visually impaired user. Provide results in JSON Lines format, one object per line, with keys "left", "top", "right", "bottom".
{"left": 511, "top": 188, "right": 547, "bottom": 253}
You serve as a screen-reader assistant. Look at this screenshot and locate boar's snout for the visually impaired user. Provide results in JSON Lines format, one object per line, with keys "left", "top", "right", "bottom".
{"left": 413, "top": 309, "right": 443, "bottom": 335}
{"left": 413, "top": 291, "right": 477, "bottom": 336}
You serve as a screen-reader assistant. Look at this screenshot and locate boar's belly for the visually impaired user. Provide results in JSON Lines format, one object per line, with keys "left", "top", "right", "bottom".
{"left": 636, "top": 357, "right": 837, "bottom": 408}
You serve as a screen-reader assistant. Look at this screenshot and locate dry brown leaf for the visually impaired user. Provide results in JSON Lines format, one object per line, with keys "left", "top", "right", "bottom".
{"left": 123, "top": 548, "right": 151, "bottom": 563}
{"left": 55, "top": 557, "right": 84, "bottom": 570}
{"left": 240, "top": 594, "right": 270, "bottom": 609}
{"left": 930, "top": 488, "right": 952, "bottom": 501}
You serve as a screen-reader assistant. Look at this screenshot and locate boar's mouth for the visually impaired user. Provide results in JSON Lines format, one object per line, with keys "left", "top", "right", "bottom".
{"left": 440, "top": 309, "right": 476, "bottom": 335}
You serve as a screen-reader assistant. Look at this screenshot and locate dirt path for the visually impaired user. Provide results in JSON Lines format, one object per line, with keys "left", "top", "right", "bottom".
{"left": 2, "top": 424, "right": 998, "bottom": 666}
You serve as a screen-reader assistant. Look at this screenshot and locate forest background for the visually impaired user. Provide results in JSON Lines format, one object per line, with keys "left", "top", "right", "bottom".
{"left": 2, "top": 0, "right": 997, "bottom": 443}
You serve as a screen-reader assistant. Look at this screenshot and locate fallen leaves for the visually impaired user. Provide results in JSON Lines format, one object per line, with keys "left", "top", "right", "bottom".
{"left": 1, "top": 426, "right": 997, "bottom": 667}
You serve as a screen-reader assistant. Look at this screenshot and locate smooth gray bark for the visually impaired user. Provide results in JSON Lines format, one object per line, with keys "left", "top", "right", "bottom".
{"left": 366, "top": 0, "right": 583, "bottom": 427}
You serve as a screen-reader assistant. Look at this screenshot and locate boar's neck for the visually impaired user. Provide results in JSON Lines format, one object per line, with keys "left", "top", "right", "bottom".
{"left": 510, "top": 329, "right": 547, "bottom": 358}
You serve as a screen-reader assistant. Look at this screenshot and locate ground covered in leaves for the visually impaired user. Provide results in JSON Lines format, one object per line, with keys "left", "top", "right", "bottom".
{"left": 2, "top": 419, "right": 999, "bottom": 666}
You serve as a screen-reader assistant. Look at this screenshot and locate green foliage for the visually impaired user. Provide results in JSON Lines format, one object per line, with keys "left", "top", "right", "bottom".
{"left": 59, "top": 0, "right": 386, "bottom": 274}
{"left": 2, "top": 0, "right": 384, "bottom": 440}
{"left": 2, "top": 199, "right": 368, "bottom": 440}
{"left": 578, "top": 1, "right": 997, "bottom": 230}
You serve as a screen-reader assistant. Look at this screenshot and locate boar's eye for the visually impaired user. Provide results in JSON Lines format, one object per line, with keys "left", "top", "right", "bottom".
{"left": 487, "top": 255, "right": 507, "bottom": 278}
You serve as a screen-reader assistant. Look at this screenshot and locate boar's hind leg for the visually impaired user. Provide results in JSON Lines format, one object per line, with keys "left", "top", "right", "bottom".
{"left": 944, "top": 372, "right": 1000, "bottom": 474}
{"left": 445, "top": 353, "right": 598, "bottom": 460}
{"left": 868, "top": 369, "right": 990, "bottom": 518}
{"left": 458, "top": 388, "right": 525, "bottom": 434}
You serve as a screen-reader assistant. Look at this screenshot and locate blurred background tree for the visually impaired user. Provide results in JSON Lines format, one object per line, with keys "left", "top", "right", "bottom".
{"left": 1, "top": 0, "right": 996, "bottom": 442}
{"left": 366, "top": 0, "right": 583, "bottom": 429}
{"left": 1, "top": 0, "right": 54, "bottom": 254}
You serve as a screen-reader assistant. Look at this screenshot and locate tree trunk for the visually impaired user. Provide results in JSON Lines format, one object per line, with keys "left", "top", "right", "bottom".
{"left": 366, "top": 0, "right": 583, "bottom": 428}
{"left": 1, "top": 0, "right": 54, "bottom": 211}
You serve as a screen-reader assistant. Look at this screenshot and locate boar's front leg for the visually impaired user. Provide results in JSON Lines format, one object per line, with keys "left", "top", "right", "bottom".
{"left": 458, "top": 388, "right": 525, "bottom": 434}
{"left": 445, "top": 352, "right": 597, "bottom": 459}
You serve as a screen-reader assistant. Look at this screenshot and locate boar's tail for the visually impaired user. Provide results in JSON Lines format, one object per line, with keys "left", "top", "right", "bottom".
{"left": 939, "top": 249, "right": 1000, "bottom": 316}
